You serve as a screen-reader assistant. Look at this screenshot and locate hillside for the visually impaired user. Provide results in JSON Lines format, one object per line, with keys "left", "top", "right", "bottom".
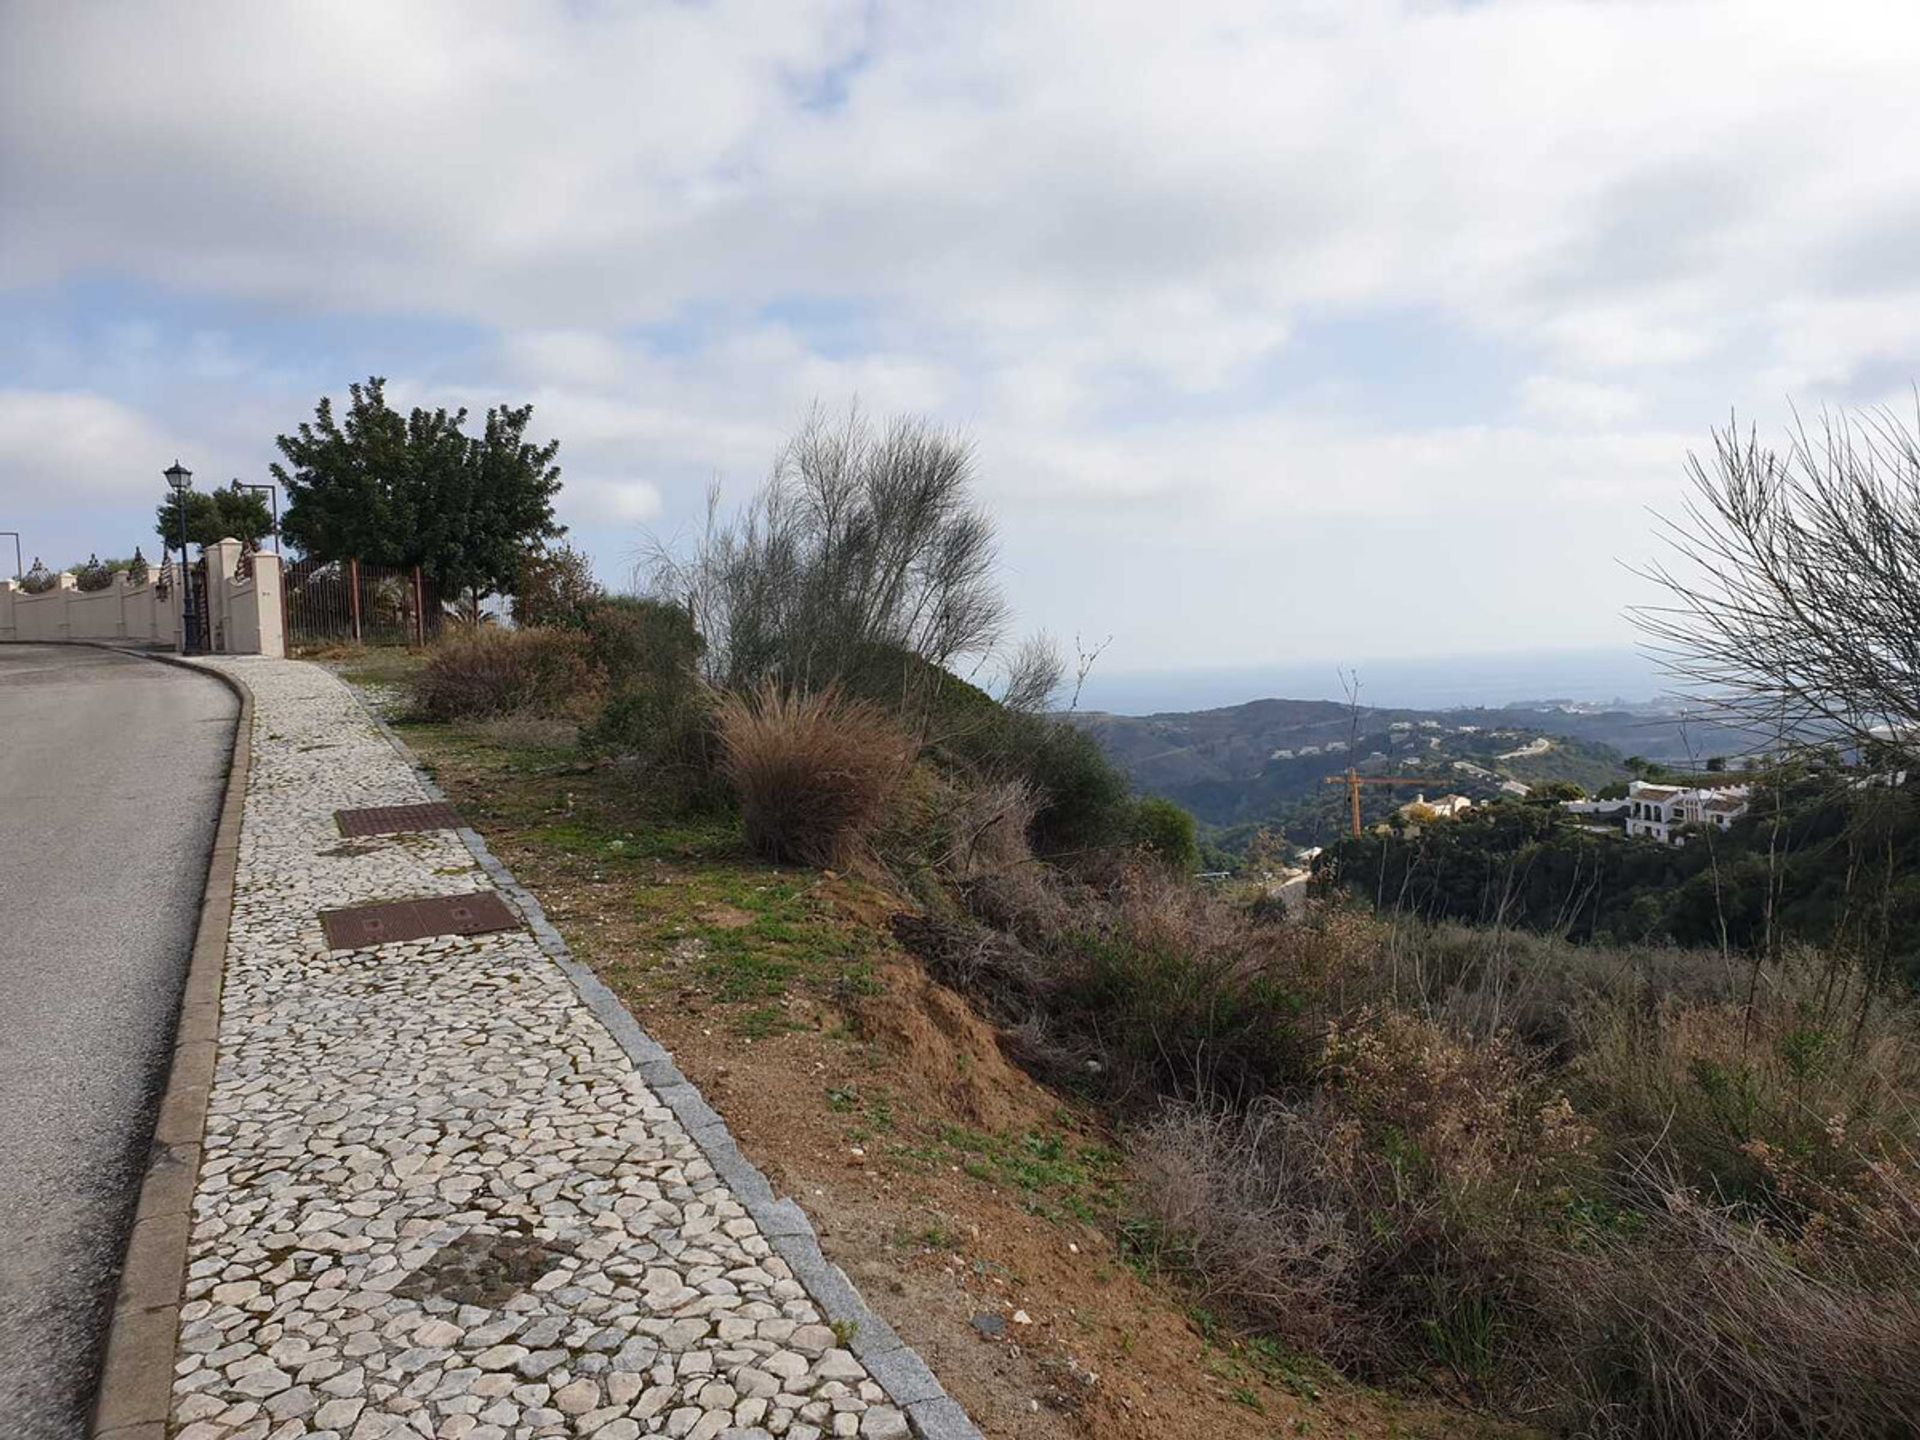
{"left": 1072, "top": 696, "right": 1741, "bottom": 847}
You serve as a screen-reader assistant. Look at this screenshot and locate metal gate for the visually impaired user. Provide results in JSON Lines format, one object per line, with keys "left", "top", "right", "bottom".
{"left": 284, "top": 559, "right": 441, "bottom": 650}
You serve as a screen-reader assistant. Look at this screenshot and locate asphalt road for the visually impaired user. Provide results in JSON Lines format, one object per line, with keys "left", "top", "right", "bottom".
{"left": 0, "top": 645, "right": 236, "bottom": 1440}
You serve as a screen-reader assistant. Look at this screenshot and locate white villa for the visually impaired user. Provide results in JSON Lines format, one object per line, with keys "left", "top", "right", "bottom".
{"left": 1624, "top": 779, "right": 1751, "bottom": 845}
{"left": 1399, "top": 792, "right": 1473, "bottom": 820}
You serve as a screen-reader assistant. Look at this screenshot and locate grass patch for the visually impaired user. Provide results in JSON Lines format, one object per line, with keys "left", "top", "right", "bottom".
{"left": 396, "top": 714, "right": 887, "bottom": 1029}
{"left": 927, "top": 1125, "right": 1126, "bottom": 1224}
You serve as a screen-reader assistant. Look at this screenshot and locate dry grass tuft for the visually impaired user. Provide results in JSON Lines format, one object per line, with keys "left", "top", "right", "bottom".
{"left": 1547, "top": 1162, "right": 1920, "bottom": 1440}
{"left": 1133, "top": 1012, "right": 1590, "bottom": 1383}
{"left": 714, "top": 683, "right": 917, "bottom": 867}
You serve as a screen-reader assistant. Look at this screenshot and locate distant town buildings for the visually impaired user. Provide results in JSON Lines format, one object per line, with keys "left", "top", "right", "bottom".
{"left": 1622, "top": 779, "right": 1750, "bottom": 845}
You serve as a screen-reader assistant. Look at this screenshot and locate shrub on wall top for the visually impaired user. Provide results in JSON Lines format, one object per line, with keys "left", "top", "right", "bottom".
{"left": 74, "top": 555, "right": 115, "bottom": 592}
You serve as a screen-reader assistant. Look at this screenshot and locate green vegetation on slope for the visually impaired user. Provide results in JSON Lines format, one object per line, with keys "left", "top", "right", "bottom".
{"left": 1321, "top": 770, "right": 1920, "bottom": 984}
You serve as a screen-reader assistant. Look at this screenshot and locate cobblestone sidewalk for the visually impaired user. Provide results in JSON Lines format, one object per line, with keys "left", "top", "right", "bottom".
{"left": 167, "top": 660, "right": 968, "bottom": 1440}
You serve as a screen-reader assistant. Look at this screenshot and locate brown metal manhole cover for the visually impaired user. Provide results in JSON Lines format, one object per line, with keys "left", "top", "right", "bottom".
{"left": 334, "top": 801, "right": 463, "bottom": 837}
{"left": 395, "top": 1230, "right": 571, "bottom": 1307}
{"left": 319, "top": 892, "right": 520, "bottom": 950}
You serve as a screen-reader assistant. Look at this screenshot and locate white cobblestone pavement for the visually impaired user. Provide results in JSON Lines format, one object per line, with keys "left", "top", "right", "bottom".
{"left": 168, "top": 659, "right": 956, "bottom": 1440}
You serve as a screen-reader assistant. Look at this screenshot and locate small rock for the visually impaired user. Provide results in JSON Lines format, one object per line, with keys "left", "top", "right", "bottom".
{"left": 553, "top": 1377, "right": 601, "bottom": 1415}
{"left": 412, "top": 1318, "right": 463, "bottom": 1347}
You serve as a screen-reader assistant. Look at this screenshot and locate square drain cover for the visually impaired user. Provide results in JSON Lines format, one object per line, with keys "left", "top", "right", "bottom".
{"left": 334, "top": 802, "right": 463, "bottom": 837}
{"left": 320, "top": 892, "right": 520, "bottom": 951}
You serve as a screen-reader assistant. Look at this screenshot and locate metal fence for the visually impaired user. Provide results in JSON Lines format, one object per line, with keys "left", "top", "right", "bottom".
{"left": 284, "top": 558, "right": 442, "bottom": 650}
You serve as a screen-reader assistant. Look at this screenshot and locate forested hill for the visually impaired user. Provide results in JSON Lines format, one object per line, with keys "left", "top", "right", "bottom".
{"left": 1072, "top": 695, "right": 1746, "bottom": 847}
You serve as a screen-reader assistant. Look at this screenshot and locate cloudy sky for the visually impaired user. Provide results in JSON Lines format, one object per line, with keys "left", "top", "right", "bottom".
{"left": 4, "top": 0, "right": 1918, "bottom": 699}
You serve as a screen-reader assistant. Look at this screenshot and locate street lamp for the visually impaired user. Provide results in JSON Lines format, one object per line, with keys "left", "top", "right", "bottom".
{"left": 233, "top": 479, "right": 281, "bottom": 556}
{"left": 165, "top": 460, "right": 197, "bottom": 654}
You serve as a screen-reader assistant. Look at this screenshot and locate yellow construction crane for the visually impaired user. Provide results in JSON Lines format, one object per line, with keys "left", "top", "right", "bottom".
{"left": 1324, "top": 768, "right": 1452, "bottom": 837}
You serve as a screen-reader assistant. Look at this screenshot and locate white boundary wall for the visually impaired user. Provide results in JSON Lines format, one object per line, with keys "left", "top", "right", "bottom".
{"left": 0, "top": 539, "right": 284, "bottom": 656}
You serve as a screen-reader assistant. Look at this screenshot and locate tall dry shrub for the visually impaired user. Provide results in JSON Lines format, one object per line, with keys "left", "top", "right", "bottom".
{"left": 893, "top": 772, "right": 1039, "bottom": 884}
{"left": 714, "top": 684, "right": 917, "bottom": 867}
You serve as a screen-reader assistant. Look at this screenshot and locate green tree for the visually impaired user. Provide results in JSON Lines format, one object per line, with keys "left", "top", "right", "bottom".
{"left": 273, "top": 377, "right": 563, "bottom": 607}
{"left": 155, "top": 483, "right": 273, "bottom": 551}
{"left": 1527, "top": 780, "right": 1587, "bottom": 803}
{"left": 1131, "top": 796, "right": 1200, "bottom": 873}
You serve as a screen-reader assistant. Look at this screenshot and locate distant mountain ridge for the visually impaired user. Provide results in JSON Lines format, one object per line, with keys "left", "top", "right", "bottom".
{"left": 1071, "top": 695, "right": 1750, "bottom": 846}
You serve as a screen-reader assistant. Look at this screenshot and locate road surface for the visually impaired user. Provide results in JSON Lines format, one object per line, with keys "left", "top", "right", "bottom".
{"left": 0, "top": 645, "right": 236, "bottom": 1440}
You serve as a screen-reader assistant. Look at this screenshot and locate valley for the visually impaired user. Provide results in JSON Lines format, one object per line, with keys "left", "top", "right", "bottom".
{"left": 1074, "top": 694, "right": 1750, "bottom": 849}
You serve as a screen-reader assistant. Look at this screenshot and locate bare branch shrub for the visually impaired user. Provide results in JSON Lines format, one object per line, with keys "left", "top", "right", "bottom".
{"left": 1636, "top": 403, "right": 1920, "bottom": 764}
{"left": 645, "top": 406, "right": 1011, "bottom": 701}
{"left": 997, "top": 633, "right": 1064, "bottom": 715}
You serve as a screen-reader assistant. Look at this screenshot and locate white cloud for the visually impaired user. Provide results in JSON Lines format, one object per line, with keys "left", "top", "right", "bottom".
{"left": 1520, "top": 376, "right": 1646, "bottom": 429}
{"left": 0, "top": 390, "right": 179, "bottom": 502}
{"left": 574, "top": 479, "right": 665, "bottom": 526}
{"left": 5, "top": 1, "right": 1920, "bottom": 670}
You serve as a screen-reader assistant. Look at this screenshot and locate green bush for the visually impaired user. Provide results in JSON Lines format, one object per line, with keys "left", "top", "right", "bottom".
{"left": 411, "top": 626, "right": 599, "bottom": 721}
{"left": 589, "top": 683, "right": 722, "bottom": 807}
{"left": 932, "top": 708, "right": 1132, "bottom": 859}
{"left": 1019, "top": 720, "right": 1135, "bottom": 857}
{"left": 1130, "top": 796, "right": 1199, "bottom": 873}
{"left": 580, "top": 597, "right": 722, "bottom": 805}
{"left": 583, "top": 596, "right": 703, "bottom": 690}
{"left": 73, "top": 554, "right": 116, "bottom": 592}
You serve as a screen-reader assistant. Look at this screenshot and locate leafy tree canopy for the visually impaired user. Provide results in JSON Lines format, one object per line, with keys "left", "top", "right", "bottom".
{"left": 155, "top": 483, "right": 274, "bottom": 551}
{"left": 273, "top": 377, "right": 563, "bottom": 601}
{"left": 1131, "top": 795, "right": 1200, "bottom": 873}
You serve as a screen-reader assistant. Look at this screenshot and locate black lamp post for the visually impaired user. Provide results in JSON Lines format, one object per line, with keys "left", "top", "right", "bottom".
{"left": 164, "top": 460, "right": 197, "bottom": 654}
{"left": 234, "top": 479, "right": 281, "bottom": 555}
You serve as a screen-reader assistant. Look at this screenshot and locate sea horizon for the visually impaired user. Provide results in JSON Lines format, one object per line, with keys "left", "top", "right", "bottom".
{"left": 1073, "top": 645, "right": 1673, "bottom": 717}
